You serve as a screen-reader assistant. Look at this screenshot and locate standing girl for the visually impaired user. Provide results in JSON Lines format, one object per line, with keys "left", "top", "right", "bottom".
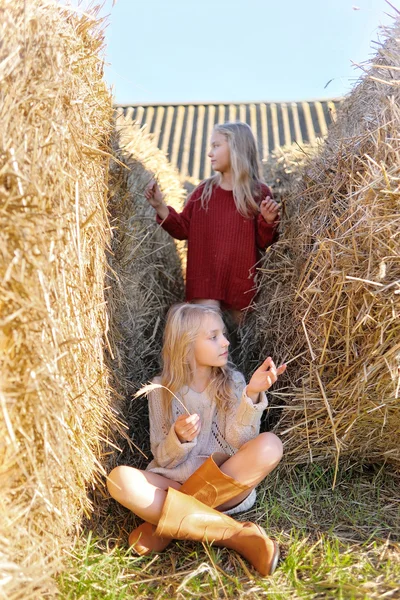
{"left": 145, "top": 122, "right": 280, "bottom": 324}
{"left": 107, "top": 304, "right": 286, "bottom": 576}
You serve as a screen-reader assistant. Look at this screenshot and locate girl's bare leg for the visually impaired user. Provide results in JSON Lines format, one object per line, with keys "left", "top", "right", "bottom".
{"left": 107, "top": 434, "right": 282, "bottom": 519}
{"left": 217, "top": 432, "right": 283, "bottom": 511}
{"left": 107, "top": 467, "right": 181, "bottom": 525}
{"left": 230, "top": 309, "right": 245, "bottom": 326}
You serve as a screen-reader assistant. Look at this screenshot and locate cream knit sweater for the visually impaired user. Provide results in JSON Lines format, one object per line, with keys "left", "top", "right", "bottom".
{"left": 146, "top": 370, "right": 269, "bottom": 514}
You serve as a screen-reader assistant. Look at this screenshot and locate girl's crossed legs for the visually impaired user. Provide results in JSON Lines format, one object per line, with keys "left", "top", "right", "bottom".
{"left": 107, "top": 432, "right": 283, "bottom": 525}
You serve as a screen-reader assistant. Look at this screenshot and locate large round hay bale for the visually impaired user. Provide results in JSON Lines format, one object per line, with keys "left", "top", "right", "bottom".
{"left": 105, "top": 116, "right": 185, "bottom": 468}
{"left": 0, "top": 2, "right": 119, "bottom": 596}
{"left": 253, "top": 22, "right": 400, "bottom": 478}
{"left": 237, "top": 143, "right": 317, "bottom": 383}
{"left": 262, "top": 143, "right": 317, "bottom": 204}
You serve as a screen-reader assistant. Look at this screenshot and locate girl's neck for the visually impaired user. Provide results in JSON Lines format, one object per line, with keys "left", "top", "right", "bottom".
{"left": 219, "top": 171, "right": 233, "bottom": 191}
{"left": 190, "top": 365, "right": 212, "bottom": 393}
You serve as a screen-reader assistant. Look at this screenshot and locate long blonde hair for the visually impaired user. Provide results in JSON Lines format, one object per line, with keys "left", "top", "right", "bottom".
{"left": 200, "top": 121, "right": 263, "bottom": 218}
{"left": 160, "top": 304, "right": 235, "bottom": 417}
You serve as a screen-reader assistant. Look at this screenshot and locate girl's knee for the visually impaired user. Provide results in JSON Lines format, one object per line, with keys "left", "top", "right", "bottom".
{"left": 254, "top": 432, "right": 283, "bottom": 467}
{"left": 107, "top": 465, "right": 139, "bottom": 501}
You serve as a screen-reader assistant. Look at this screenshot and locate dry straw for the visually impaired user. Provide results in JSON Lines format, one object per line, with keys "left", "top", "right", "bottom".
{"left": 238, "top": 143, "right": 318, "bottom": 379}
{"left": 262, "top": 143, "right": 318, "bottom": 205}
{"left": 251, "top": 18, "right": 400, "bottom": 482}
{"left": 0, "top": 1, "right": 122, "bottom": 597}
{"left": 105, "top": 116, "right": 184, "bottom": 469}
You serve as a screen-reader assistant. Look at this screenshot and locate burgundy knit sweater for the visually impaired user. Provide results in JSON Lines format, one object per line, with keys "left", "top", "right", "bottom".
{"left": 156, "top": 182, "right": 279, "bottom": 310}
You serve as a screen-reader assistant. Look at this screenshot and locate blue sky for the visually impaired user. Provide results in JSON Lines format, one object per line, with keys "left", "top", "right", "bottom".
{"left": 70, "top": 0, "right": 395, "bottom": 104}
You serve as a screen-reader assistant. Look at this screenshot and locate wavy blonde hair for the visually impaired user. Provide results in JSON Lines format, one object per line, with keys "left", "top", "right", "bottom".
{"left": 160, "top": 303, "right": 235, "bottom": 418}
{"left": 199, "top": 121, "right": 264, "bottom": 218}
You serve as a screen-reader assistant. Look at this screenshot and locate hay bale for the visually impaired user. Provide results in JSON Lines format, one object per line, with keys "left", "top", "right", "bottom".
{"left": 262, "top": 143, "right": 317, "bottom": 204}
{"left": 106, "top": 116, "right": 184, "bottom": 466}
{"left": 237, "top": 144, "right": 317, "bottom": 382}
{"left": 0, "top": 2, "right": 119, "bottom": 596}
{"left": 253, "top": 20, "right": 400, "bottom": 478}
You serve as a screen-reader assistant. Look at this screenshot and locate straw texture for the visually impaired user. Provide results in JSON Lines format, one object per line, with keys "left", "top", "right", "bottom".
{"left": 105, "top": 117, "right": 185, "bottom": 467}
{"left": 0, "top": 2, "right": 120, "bottom": 596}
{"left": 251, "top": 20, "right": 400, "bottom": 479}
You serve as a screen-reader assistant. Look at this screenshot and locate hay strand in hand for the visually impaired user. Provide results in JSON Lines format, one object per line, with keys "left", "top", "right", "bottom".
{"left": 134, "top": 383, "right": 190, "bottom": 415}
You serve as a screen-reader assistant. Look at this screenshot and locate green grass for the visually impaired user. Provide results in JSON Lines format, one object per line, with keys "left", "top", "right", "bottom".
{"left": 58, "top": 463, "right": 400, "bottom": 599}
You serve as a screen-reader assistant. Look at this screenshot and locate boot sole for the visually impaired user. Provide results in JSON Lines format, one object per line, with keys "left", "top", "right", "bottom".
{"left": 268, "top": 541, "right": 280, "bottom": 575}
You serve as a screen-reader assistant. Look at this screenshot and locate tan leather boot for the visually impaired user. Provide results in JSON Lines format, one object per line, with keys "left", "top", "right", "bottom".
{"left": 129, "top": 452, "right": 251, "bottom": 555}
{"left": 155, "top": 487, "right": 280, "bottom": 576}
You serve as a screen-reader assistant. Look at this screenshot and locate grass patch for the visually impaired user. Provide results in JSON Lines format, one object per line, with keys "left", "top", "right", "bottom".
{"left": 59, "top": 463, "right": 400, "bottom": 599}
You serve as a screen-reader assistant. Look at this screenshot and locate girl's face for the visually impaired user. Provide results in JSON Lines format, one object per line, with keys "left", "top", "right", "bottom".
{"left": 192, "top": 313, "right": 230, "bottom": 369}
{"left": 208, "top": 131, "right": 231, "bottom": 174}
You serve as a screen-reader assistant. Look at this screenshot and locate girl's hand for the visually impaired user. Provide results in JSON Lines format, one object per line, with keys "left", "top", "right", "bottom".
{"left": 246, "top": 357, "right": 286, "bottom": 401}
{"left": 174, "top": 413, "right": 201, "bottom": 443}
{"left": 145, "top": 179, "right": 165, "bottom": 208}
{"left": 260, "top": 196, "right": 280, "bottom": 224}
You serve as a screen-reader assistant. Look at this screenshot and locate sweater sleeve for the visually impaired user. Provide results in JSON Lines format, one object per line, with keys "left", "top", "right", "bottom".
{"left": 155, "top": 185, "right": 203, "bottom": 240}
{"left": 224, "top": 372, "right": 269, "bottom": 449}
{"left": 156, "top": 204, "right": 192, "bottom": 240}
{"left": 148, "top": 384, "right": 197, "bottom": 468}
{"left": 255, "top": 184, "right": 280, "bottom": 249}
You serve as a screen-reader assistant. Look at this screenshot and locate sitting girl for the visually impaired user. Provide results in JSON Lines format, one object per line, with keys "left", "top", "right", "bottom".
{"left": 107, "top": 303, "right": 286, "bottom": 576}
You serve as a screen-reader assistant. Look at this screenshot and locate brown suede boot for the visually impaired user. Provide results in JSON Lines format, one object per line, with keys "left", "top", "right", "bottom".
{"left": 155, "top": 487, "right": 280, "bottom": 576}
{"left": 129, "top": 452, "right": 251, "bottom": 555}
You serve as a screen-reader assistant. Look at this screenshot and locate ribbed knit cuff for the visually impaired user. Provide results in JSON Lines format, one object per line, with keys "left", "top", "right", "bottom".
{"left": 236, "top": 387, "right": 269, "bottom": 426}
{"left": 257, "top": 213, "right": 279, "bottom": 232}
{"left": 159, "top": 423, "right": 197, "bottom": 466}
